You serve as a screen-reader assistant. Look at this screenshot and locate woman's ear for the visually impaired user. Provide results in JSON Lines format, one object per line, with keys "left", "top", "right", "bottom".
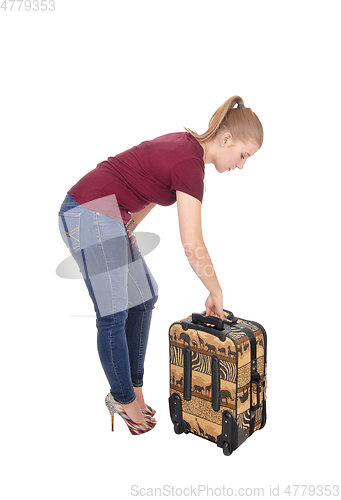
{"left": 220, "top": 131, "right": 232, "bottom": 146}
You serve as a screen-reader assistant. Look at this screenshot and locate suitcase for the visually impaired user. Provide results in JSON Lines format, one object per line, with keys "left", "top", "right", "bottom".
{"left": 168, "top": 309, "right": 267, "bottom": 455}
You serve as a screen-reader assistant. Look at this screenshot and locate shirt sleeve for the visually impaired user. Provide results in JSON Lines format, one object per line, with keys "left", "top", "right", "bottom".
{"left": 169, "top": 159, "right": 204, "bottom": 203}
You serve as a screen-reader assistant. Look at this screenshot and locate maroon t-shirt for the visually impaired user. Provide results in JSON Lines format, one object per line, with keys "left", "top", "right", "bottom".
{"left": 68, "top": 132, "right": 205, "bottom": 223}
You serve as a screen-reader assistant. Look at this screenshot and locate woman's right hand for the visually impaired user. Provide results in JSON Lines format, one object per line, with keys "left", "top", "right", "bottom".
{"left": 205, "top": 290, "right": 224, "bottom": 320}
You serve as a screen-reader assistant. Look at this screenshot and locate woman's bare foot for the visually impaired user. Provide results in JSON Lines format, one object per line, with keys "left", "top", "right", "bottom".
{"left": 134, "top": 387, "right": 156, "bottom": 415}
{"left": 121, "top": 395, "right": 156, "bottom": 424}
{"left": 120, "top": 399, "right": 145, "bottom": 424}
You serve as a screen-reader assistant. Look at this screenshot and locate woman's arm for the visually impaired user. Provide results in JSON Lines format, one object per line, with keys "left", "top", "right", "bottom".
{"left": 176, "top": 190, "right": 224, "bottom": 319}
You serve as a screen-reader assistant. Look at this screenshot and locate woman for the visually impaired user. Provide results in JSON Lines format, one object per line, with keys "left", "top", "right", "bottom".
{"left": 58, "top": 95, "right": 263, "bottom": 435}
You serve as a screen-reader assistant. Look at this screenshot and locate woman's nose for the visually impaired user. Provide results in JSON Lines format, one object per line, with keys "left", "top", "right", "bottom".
{"left": 237, "top": 159, "right": 246, "bottom": 170}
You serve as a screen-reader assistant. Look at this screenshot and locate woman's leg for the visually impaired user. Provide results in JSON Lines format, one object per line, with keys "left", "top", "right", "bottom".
{"left": 81, "top": 213, "right": 139, "bottom": 405}
{"left": 59, "top": 196, "right": 156, "bottom": 423}
{"left": 76, "top": 213, "right": 156, "bottom": 423}
{"left": 124, "top": 237, "right": 158, "bottom": 408}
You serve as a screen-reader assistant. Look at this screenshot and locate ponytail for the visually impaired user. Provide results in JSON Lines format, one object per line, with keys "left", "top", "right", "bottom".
{"left": 185, "top": 95, "right": 263, "bottom": 147}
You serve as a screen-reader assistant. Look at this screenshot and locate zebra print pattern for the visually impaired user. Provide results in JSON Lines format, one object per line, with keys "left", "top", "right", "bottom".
{"left": 191, "top": 350, "right": 211, "bottom": 375}
{"left": 223, "top": 319, "right": 260, "bottom": 341}
{"left": 237, "top": 404, "right": 263, "bottom": 430}
{"left": 170, "top": 345, "right": 183, "bottom": 367}
{"left": 237, "top": 410, "right": 250, "bottom": 430}
{"left": 237, "top": 320, "right": 259, "bottom": 333}
{"left": 253, "top": 405, "right": 263, "bottom": 423}
{"left": 171, "top": 345, "right": 237, "bottom": 383}
{"left": 191, "top": 351, "right": 237, "bottom": 383}
{"left": 227, "top": 327, "right": 248, "bottom": 341}
{"left": 219, "top": 358, "right": 237, "bottom": 383}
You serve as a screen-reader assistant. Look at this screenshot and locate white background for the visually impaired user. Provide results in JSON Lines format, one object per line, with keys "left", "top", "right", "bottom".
{"left": 1, "top": 0, "right": 340, "bottom": 498}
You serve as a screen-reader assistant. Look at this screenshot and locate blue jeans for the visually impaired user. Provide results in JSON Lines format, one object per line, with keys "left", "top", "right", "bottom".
{"left": 58, "top": 194, "right": 158, "bottom": 404}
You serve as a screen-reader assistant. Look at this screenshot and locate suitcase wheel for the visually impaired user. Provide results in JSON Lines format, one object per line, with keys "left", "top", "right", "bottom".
{"left": 223, "top": 442, "right": 232, "bottom": 456}
{"left": 174, "top": 422, "right": 182, "bottom": 434}
{"left": 173, "top": 421, "right": 190, "bottom": 434}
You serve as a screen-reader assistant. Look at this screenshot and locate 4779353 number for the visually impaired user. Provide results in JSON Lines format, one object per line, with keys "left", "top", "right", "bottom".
{"left": 1, "top": 0, "right": 55, "bottom": 11}
{"left": 284, "top": 485, "right": 339, "bottom": 496}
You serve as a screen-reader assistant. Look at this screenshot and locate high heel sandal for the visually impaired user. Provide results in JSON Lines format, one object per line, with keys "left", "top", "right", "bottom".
{"left": 105, "top": 393, "right": 156, "bottom": 435}
{"left": 142, "top": 404, "right": 156, "bottom": 418}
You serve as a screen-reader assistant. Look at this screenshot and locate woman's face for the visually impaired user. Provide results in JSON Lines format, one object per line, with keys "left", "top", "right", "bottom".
{"left": 212, "top": 132, "right": 260, "bottom": 173}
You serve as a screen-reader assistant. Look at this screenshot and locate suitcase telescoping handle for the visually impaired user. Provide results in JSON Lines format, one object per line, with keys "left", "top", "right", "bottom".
{"left": 191, "top": 310, "right": 235, "bottom": 331}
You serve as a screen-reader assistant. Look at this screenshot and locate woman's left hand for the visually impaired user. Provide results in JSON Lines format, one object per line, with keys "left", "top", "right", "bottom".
{"left": 128, "top": 232, "right": 139, "bottom": 249}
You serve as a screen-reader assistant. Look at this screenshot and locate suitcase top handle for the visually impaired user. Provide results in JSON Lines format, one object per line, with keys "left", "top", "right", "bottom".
{"left": 191, "top": 311, "right": 236, "bottom": 331}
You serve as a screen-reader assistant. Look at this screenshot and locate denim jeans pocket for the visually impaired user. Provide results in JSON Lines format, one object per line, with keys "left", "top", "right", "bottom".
{"left": 58, "top": 212, "right": 81, "bottom": 251}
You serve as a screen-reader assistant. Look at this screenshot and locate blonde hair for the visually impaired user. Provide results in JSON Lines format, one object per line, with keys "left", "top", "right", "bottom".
{"left": 185, "top": 95, "right": 263, "bottom": 147}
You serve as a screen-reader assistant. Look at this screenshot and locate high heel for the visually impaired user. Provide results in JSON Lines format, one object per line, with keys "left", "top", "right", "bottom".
{"left": 105, "top": 393, "right": 156, "bottom": 435}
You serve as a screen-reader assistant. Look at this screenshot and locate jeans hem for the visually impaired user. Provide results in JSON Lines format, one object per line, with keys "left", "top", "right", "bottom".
{"left": 110, "top": 392, "right": 136, "bottom": 405}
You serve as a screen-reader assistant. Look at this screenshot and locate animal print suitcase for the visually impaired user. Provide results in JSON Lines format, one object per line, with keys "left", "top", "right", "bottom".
{"left": 168, "top": 309, "right": 267, "bottom": 455}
